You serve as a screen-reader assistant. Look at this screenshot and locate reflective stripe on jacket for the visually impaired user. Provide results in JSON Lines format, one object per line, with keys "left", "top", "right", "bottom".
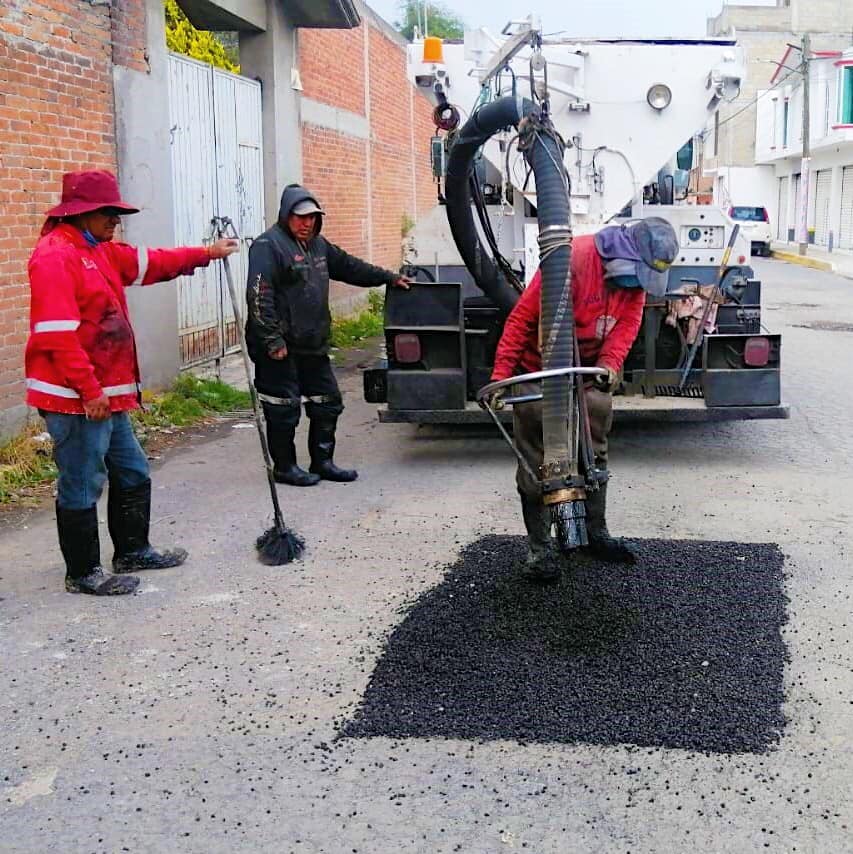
{"left": 491, "top": 234, "right": 646, "bottom": 382}
{"left": 26, "top": 224, "right": 210, "bottom": 414}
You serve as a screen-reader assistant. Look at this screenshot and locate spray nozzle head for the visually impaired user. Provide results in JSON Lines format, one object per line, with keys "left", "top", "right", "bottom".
{"left": 550, "top": 499, "right": 588, "bottom": 553}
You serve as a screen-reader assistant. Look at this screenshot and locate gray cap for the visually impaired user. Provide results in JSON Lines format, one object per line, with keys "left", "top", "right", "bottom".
{"left": 627, "top": 217, "right": 679, "bottom": 296}
{"left": 291, "top": 199, "right": 325, "bottom": 216}
{"left": 630, "top": 217, "right": 678, "bottom": 267}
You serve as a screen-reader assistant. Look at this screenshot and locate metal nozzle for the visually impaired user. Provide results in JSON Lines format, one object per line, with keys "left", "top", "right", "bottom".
{"left": 551, "top": 500, "right": 588, "bottom": 552}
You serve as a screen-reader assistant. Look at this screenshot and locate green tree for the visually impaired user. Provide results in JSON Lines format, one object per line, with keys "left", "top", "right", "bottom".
{"left": 164, "top": 0, "right": 239, "bottom": 73}
{"left": 395, "top": 1, "right": 465, "bottom": 41}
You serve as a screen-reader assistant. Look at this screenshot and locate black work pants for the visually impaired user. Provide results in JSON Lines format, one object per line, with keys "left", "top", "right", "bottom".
{"left": 253, "top": 351, "right": 343, "bottom": 427}
{"left": 513, "top": 381, "right": 613, "bottom": 499}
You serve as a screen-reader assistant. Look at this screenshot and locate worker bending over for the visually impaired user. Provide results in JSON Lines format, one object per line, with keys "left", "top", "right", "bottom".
{"left": 490, "top": 218, "right": 678, "bottom": 581}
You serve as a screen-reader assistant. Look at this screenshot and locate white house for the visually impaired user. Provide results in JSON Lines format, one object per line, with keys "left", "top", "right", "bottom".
{"left": 756, "top": 45, "right": 853, "bottom": 248}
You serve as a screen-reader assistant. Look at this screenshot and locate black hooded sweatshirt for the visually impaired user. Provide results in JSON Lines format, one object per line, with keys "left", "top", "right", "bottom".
{"left": 246, "top": 184, "right": 397, "bottom": 358}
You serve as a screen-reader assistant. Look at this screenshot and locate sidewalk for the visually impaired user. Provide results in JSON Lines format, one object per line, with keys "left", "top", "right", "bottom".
{"left": 770, "top": 241, "right": 853, "bottom": 279}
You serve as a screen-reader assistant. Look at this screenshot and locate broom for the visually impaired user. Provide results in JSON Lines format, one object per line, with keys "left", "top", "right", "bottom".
{"left": 214, "top": 216, "right": 305, "bottom": 564}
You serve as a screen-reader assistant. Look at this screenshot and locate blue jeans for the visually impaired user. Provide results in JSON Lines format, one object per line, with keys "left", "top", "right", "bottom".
{"left": 42, "top": 411, "right": 150, "bottom": 510}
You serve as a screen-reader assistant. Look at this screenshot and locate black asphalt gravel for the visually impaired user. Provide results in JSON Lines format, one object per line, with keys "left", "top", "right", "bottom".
{"left": 342, "top": 536, "right": 788, "bottom": 754}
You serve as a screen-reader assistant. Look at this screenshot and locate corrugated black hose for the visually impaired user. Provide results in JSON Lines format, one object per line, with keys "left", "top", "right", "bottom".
{"left": 444, "top": 95, "right": 535, "bottom": 315}
{"left": 445, "top": 98, "right": 584, "bottom": 547}
{"left": 521, "top": 121, "right": 587, "bottom": 549}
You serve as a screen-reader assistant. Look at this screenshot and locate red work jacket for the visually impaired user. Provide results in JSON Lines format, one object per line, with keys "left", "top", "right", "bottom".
{"left": 491, "top": 234, "right": 646, "bottom": 382}
{"left": 26, "top": 224, "right": 210, "bottom": 415}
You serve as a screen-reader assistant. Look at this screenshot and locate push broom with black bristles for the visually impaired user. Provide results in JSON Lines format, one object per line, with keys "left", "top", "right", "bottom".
{"left": 214, "top": 216, "right": 305, "bottom": 565}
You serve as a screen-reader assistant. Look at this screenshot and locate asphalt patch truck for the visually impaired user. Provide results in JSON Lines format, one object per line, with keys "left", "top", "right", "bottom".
{"left": 363, "top": 19, "right": 788, "bottom": 424}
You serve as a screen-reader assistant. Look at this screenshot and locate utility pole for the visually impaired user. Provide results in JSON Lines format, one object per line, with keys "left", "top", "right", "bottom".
{"left": 796, "top": 33, "right": 811, "bottom": 256}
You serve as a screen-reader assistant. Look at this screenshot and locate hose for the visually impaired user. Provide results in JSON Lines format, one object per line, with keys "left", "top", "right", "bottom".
{"left": 447, "top": 95, "right": 583, "bottom": 545}
{"left": 444, "top": 95, "right": 535, "bottom": 315}
{"left": 520, "top": 121, "right": 573, "bottom": 479}
{"left": 520, "top": 119, "right": 587, "bottom": 550}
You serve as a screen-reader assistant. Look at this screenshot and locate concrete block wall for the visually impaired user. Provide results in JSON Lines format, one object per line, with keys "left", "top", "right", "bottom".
{"left": 299, "top": 6, "right": 437, "bottom": 313}
{"left": 0, "top": 0, "right": 145, "bottom": 437}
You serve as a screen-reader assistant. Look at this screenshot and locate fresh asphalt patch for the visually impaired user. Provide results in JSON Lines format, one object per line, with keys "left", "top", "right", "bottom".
{"left": 341, "top": 536, "right": 787, "bottom": 754}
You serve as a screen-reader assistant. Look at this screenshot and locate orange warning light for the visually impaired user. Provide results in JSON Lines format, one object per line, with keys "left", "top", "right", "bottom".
{"left": 423, "top": 36, "right": 444, "bottom": 64}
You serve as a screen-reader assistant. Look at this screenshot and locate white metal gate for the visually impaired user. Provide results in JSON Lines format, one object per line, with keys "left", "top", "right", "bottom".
{"left": 777, "top": 177, "right": 789, "bottom": 241}
{"left": 840, "top": 166, "right": 853, "bottom": 250}
{"left": 168, "top": 53, "right": 264, "bottom": 367}
{"left": 813, "top": 169, "right": 832, "bottom": 247}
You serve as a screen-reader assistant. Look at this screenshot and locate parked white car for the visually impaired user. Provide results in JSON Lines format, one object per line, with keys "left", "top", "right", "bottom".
{"left": 729, "top": 206, "right": 772, "bottom": 256}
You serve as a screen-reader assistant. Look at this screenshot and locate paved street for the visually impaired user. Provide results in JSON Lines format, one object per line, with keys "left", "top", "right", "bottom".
{"left": 2, "top": 257, "right": 853, "bottom": 853}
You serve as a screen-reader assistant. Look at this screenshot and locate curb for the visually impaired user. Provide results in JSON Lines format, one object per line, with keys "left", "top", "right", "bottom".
{"left": 769, "top": 249, "right": 834, "bottom": 272}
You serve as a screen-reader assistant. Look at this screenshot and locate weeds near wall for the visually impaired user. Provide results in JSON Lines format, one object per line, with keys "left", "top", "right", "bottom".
{"left": 0, "top": 427, "right": 57, "bottom": 505}
{"left": 0, "top": 376, "right": 251, "bottom": 506}
{"left": 329, "top": 291, "right": 385, "bottom": 353}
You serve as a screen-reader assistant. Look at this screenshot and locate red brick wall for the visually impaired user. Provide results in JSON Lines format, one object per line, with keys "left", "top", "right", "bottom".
{"left": 112, "top": 0, "right": 149, "bottom": 73}
{"left": 413, "top": 86, "right": 438, "bottom": 221}
{"left": 300, "top": 27, "right": 365, "bottom": 117}
{"left": 302, "top": 125, "right": 370, "bottom": 307}
{"left": 299, "top": 15, "right": 437, "bottom": 312}
{"left": 0, "top": 0, "right": 146, "bottom": 426}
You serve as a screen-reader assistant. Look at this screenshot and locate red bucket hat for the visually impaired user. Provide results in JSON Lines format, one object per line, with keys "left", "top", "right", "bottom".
{"left": 45, "top": 170, "right": 140, "bottom": 217}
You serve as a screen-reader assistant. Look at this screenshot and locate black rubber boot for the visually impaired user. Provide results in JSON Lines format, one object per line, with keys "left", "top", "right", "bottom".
{"left": 585, "top": 480, "right": 636, "bottom": 564}
{"left": 57, "top": 504, "right": 139, "bottom": 595}
{"left": 268, "top": 422, "right": 320, "bottom": 487}
{"left": 308, "top": 418, "right": 358, "bottom": 482}
{"left": 108, "top": 479, "right": 188, "bottom": 573}
{"left": 519, "top": 494, "right": 560, "bottom": 583}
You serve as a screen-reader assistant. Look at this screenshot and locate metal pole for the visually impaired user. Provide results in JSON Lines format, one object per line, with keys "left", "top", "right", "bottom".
{"left": 797, "top": 33, "right": 811, "bottom": 257}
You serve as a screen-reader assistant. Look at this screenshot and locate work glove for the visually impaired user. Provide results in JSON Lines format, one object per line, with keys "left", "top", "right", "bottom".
{"left": 592, "top": 365, "right": 619, "bottom": 394}
{"left": 485, "top": 388, "right": 506, "bottom": 411}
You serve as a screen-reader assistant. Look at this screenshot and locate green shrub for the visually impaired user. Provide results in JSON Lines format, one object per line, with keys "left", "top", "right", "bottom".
{"left": 330, "top": 292, "right": 385, "bottom": 351}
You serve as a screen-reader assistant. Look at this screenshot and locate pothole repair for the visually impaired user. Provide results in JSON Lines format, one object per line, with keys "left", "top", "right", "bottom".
{"left": 342, "top": 536, "right": 787, "bottom": 754}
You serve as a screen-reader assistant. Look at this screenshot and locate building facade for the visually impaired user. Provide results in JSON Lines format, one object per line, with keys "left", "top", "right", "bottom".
{"left": 755, "top": 47, "right": 853, "bottom": 249}
{"left": 704, "top": 0, "right": 852, "bottom": 214}
{"left": 0, "top": 0, "right": 436, "bottom": 437}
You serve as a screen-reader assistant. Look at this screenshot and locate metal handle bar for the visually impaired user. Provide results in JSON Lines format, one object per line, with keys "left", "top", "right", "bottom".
{"left": 476, "top": 366, "right": 607, "bottom": 405}
{"left": 476, "top": 366, "right": 608, "bottom": 484}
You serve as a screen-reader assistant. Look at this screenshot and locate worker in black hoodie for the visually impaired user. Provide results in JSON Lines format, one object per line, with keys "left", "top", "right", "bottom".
{"left": 246, "top": 184, "right": 410, "bottom": 486}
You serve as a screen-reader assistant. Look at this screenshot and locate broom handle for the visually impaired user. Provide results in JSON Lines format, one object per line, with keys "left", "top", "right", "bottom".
{"left": 215, "top": 218, "right": 287, "bottom": 533}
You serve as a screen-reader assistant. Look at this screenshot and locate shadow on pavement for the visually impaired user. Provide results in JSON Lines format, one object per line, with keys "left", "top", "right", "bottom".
{"left": 342, "top": 535, "right": 787, "bottom": 754}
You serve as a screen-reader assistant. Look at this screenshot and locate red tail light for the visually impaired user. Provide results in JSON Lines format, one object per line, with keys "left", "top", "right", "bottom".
{"left": 393, "top": 333, "right": 421, "bottom": 363}
{"left": 728, "top": 207, "right": 735, "bottom": 217}
{"left": 762, "top": 209, "right": 769, "bottom": 222}
{"left": 744, "top": 337, "right": 770, "bottom": 367}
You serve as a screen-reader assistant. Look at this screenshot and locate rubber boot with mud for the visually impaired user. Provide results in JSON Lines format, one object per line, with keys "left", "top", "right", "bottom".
{"left": 269, "top": 423, "right": 320, "bottom": 486}
{"left": 109, "top": 479, "right": 189, "bottom": 573}
{"left": 520, "top": 494, "right": 560, "bottom": 583}
{"left": 308, "top": 418, "right": 357, "bottom": 482}
{"left": 585, "top": 480, "right": 636, "bottom": 564}
{"left": 57, "top": 504, "right": 139, "bottom": 595}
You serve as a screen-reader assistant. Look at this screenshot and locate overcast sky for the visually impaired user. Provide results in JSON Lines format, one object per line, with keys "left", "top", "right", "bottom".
{"left": 366, "top": 0, "right": 779, "bottom": 39}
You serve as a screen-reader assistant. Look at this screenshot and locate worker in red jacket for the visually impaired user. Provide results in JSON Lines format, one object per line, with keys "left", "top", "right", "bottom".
{"left": 490, "top": 218, "right": 678, "bottom": 580}
{"left": 27, "top": 170, "right": 238, "bottom": 596}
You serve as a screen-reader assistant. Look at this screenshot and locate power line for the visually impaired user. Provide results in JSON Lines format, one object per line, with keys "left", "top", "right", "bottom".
{"left": 709, "top": 63, "right": 803, "bottom": 134}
